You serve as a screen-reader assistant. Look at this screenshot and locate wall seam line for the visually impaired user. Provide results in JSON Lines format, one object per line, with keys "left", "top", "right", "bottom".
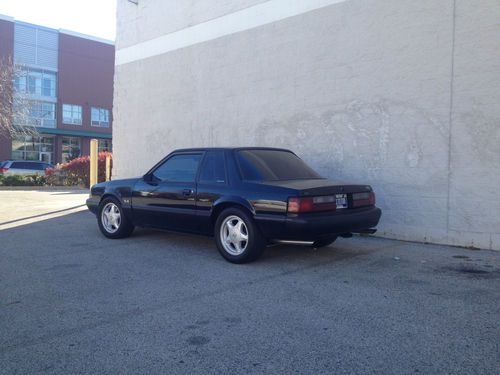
{"left": 446, "top": 0, "right": 457, "bottom": 235}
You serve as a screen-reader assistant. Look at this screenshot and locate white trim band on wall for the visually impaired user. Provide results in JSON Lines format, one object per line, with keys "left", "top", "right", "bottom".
{"left": 115, "top": 0, "right": 348, "bottom": 66}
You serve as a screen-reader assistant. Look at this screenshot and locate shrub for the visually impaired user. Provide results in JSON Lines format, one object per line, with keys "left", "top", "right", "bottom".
{"left": 0, "top": 174, "right": 47, "bottom": 186}
{"left": 45, "top": 152, "right": 112, "bottom": 187}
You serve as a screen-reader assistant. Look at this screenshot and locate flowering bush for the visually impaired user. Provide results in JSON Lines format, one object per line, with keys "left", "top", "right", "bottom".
{"left": 45, "top": 152, "right": 112, "bottom": 187}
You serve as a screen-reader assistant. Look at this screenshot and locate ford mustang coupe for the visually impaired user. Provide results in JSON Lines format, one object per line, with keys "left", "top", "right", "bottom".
{"left": 87, "top": 148, "right": 381, "bottom": 263}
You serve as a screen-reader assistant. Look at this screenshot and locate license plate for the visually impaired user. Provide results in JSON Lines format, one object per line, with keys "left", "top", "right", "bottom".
{"left": 336, "top": 194, "right": 348, "bottom": 209}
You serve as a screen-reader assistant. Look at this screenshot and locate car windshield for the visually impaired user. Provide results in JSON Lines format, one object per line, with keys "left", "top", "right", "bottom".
{"left": 236, "top": 149, "right": 323, "bottom": 181}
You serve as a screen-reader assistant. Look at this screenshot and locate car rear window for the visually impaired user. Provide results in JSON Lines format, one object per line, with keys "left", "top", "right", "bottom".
{"left": 236, "top": 149, "right": 323, "bottom": 181}
{"left": 0, "top": 161, "right": 7, "bottom": 168}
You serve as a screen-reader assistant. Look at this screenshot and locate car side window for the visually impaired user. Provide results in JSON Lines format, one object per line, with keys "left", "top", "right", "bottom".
{"left": 153, "top": 154, "right": 202, "bottom": 182}
{"left": 11, "top": 162, "right": 30, "bottom": 169}
{"left": 199, "top": 151, "right": 226, "bottom": 184}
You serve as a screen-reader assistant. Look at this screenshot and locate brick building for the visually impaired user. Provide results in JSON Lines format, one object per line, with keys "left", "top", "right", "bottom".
{"left": 0, "top": 14, "right": 113, "bottom": 164}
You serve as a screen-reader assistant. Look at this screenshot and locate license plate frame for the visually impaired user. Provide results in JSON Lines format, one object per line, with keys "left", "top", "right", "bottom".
{"left": 336, "top": 194, "right": 348, "bottom": 209}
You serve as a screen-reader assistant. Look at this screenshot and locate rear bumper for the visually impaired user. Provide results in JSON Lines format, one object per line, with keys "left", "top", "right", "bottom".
{"left": 256, "top": 206, "right": 382, "bottom": 241}
{"left": 86, "top": 197, "right": 99, "bottom": 215}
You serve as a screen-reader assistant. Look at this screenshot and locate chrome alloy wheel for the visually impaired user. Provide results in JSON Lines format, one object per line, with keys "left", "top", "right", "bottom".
{"left": 101, "top": 202, "right": 121, "bottom": 234}
{"left": 220, "top": 215, "right": 249, "bottom": 255}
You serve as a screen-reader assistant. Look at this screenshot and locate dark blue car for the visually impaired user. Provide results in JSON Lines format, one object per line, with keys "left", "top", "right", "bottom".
{"left": 87, "top": 148, "right": 381, "bottom": 263}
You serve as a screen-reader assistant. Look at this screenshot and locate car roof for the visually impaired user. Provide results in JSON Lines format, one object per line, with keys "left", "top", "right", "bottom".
{"left": 8, "top": 160, "right": 47, "bottom": 163}
{"left": 171, "top": 147, "right": 293, "bottom": 153}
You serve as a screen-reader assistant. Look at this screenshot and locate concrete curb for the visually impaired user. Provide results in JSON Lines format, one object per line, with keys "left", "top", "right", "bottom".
{"left": 0, "top": 186, "right": 88, "bottom": 191}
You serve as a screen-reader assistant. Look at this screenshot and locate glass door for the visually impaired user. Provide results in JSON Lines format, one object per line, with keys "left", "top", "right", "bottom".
{"left": 40, "top": 152, "right": 52, "bottom": 164}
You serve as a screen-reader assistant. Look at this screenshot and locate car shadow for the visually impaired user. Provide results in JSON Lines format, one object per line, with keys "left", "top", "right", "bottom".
{"left": 126, "top": 226, "right": 374, "bottom": 265}
{"left": 0, "top": 209, "right": 380, "bottom": 268}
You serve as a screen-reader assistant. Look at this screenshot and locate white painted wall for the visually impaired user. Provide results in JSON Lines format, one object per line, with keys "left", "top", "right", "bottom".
{"left": 114, "top": 0, "right": 500, "bottom": 250}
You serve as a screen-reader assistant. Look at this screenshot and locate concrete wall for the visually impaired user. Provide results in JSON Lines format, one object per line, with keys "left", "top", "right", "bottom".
{"left": 113, "top": 0, "right": 500, "bottom": 250}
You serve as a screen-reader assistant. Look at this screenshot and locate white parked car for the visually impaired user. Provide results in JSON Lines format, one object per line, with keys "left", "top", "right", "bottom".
{"left": 0, "top": 160, "right": 53, "bottom": 176}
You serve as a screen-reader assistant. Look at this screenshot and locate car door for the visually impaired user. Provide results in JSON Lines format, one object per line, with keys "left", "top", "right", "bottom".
{"left": 9, "top": 161, "right": 36, "bottom": 175}
{"left": 132, "top": 152, "right": 203, "bottom": 232}
{"left": 196, "top": 150, "right": 230, "bottom": 234}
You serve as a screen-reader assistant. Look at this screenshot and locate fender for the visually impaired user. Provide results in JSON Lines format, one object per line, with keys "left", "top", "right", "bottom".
{"left": 211, "top": 195, "right": 255, "bottom": 217}
{"left": 97, "top": 178, "right": 139, "bottom": 209}
{"left": 100, "top": 187, "right": 131, "bottom": 207}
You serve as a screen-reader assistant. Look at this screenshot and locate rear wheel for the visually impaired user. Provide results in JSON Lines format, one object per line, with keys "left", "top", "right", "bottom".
{"left": 312, "top": 237, "right": 337, "bottom": 248}
{"left": 97, "top": 197, "right": 135, "bottom": 239}
{"left": 215, "top": 207, "right": 266, "bottom": 264}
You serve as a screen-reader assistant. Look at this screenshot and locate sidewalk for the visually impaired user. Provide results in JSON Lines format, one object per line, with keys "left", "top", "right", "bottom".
{"left": 0, "top": 189, "right": 89, "bottom": 230}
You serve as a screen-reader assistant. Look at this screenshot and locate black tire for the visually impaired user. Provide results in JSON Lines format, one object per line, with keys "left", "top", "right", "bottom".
{"left": 214, "top": 207, "right": 266, "bottom": 264}
{"left": 312, "top": 237, "right": 337, "bottom": 248}
{"left": 97, "top": 197, "right": 135, "bottom": 239}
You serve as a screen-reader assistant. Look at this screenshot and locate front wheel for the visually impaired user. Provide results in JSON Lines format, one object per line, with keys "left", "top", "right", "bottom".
{"left": 215, "top": 208, "right": 266, "bottom": 264}
{"left": 97, "top": 197, "right": 135, "bottom": 239}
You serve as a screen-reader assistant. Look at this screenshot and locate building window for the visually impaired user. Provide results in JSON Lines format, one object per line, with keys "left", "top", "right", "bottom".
{"left": 28, "top": 101, "right": 56, "bottom": 128}
{"left": 11, "top": 135, "right": 54, "bottom": 162}
{"left": 91, "top": 107, "right": 110, "bottom": 127}
{"left": 98, "top": 139, "right": 112, "bottom": 153}
{"left": 14, "top": 68, "right": 57, "bottom": 98}
{"left": 13, "top": 100, "right": 56, "bottom": 128}
{"left": 62, "top": 104, "right": 82, "bottom": 125}
{"left": 14, "top": 23, "right": 58, "bottom": 70}
{"left": 61, "top": 137, "right": 81, "bottom": 162}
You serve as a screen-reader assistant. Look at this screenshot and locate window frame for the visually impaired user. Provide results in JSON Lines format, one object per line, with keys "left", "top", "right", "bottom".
{"left": 90, "top": 107, "right": 110, "bottom": 128}
{"left": 14, "top": 68, "right": 57, "bottom": 98}
{"left": 98, "top": 139, "right": 112, "bottom": 153}
{"left": 11, "top": 135, "right": 55, "bottom": 161}
{"left": 62, "top": 104, "right": 83, "bottom": 125}
{"left": 61, "top": 136, "right": 81, "bottom": 162}
{"left": 150, "top": 152, "right": 204, "bottom": 183}
{"left": 14, "top": 100, "right": 57, "bottom": 128}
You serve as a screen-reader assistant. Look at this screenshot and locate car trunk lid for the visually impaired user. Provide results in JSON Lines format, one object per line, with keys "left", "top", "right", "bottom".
{"left": 263, "top": 179, "right": 375, "bottom": 212}
{"left": 263, "top": 179, "right": 372, "bottom": 196}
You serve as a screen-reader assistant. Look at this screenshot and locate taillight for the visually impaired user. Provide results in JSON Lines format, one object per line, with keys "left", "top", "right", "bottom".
{"left": 0, "top": 168, "right": 8, "bottom": 173}
{"left": 288, "top": 196, "right": 336, "bottom": 213}
{"left": 352, "top": 191, "right": 375, "bottom": 207}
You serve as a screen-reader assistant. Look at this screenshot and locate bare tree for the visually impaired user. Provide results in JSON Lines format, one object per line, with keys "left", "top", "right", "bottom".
{"left": 0, "top": 56, "right": 39, "bottom": 140}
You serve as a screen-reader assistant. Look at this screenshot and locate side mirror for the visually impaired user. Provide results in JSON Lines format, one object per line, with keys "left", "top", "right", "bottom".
{"left": 143, "top": 173, "right": 152, "bottom": 182}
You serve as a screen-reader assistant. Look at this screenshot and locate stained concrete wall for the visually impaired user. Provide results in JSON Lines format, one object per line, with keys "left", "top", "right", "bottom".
{"left": 113, "top": 0, "right": 500, "bottom": 250}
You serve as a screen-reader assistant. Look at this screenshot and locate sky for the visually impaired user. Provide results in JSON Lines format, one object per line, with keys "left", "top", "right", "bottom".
{"left": 0, "top": 0, "right": 116, "bottom": 41}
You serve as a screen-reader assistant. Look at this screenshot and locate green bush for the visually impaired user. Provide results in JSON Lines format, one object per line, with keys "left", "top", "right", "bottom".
{"left": 0, "top": 174, "right": 47, "bottom": 186}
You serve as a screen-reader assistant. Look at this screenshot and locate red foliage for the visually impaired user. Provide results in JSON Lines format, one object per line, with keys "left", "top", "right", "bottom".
{"left": 45, "top": 152, "right": 112, "bottom": 187}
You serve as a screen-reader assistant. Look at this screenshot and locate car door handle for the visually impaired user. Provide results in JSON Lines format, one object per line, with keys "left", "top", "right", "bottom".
{"left": 182, "top": 189, "right": 194, "bottom": 196}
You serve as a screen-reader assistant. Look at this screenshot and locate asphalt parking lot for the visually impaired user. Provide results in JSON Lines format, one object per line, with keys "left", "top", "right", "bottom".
{"left": 1, "top": 190, "right": 499, "bottom": 374}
